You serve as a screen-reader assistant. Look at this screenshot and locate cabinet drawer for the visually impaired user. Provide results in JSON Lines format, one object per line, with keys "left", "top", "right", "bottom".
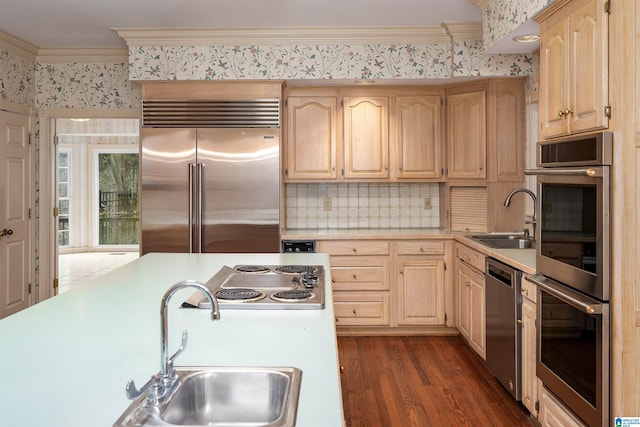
{"left": 521, "top": 276, "right": 537, "bottom": 303}
{"left": 396, "top": 240, "right": 445, "bottom": 255}
{"left": 457, "top": 244, "right": 486, "bottom": 273}
{"left": 317, "top": 240, "right": 390, "bottom": 256}
{"left": 332, "top": 267, "right": 385, "bottom": 290}
{"left": 333, "top": 293, "right": 390, "bottom": 326}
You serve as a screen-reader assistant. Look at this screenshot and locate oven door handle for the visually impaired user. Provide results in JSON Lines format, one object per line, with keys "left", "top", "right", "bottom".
{"left": 525, "top": 168, "right": 602, "bottom": 177}
{"left": 526, "top": 274, "right": 605, "bottom": 314}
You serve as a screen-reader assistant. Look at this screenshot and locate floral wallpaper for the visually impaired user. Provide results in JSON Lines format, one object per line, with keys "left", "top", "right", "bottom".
{"left": 482, "top": 0, "right": 554, "bottom": 52}
{"left": 34, "top": 62, "right": 141, "bottom": 109}
{"left": 129, "top": 43, "right": 535, "bottom": 81}
{"left": 0, "top": 49, "right": 35, "bottom": 107}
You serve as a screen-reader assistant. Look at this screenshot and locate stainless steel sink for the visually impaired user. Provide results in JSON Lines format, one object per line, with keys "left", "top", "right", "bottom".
{"left": 469, "top": 233, "right": 536, "bottom": 249}
{"left": 115, "top": 367, "right": 302, "bottom": 427}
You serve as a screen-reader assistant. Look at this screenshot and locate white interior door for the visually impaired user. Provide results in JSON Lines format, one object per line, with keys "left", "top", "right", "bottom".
{"left": 0, "top": 110, "right": 32, "bottom": 318}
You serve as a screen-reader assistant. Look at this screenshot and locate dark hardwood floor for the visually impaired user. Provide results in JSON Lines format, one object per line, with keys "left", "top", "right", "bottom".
{"left": 337, "top": 335, "right": 534, "bottom": 427}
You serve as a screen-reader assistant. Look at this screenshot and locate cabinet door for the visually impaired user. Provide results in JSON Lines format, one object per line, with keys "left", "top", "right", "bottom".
{"left": 396, "top": 96, "right": 442, "bottom": 179}
{"left": 446, "top": 91, "right": 486, "bottom": 179}
{"left": 285, "top": 96, "right": 337, "bottom": 180}
{"left": 457, "top": 262, "right": 472, "bottom": 340}
{"left": 490, "top": 80, "right": 525, "bottom": 182}
{"left": 569, "top": 0, "right": 609, "bottom": 134}
{"left": 468, "top": 267, "right": 486, "bottom": 359}
{"left": 539, "top": 385, "right": 587, "bottom": 427}
{"left": 540, "top": 18, "right": 571, "bottom": 138}
{"left": 521, "top": 297, "right": 538, "bottom": 417}
{"left": 397, "top": 257, "right": 445, "bottom": 326}
{"left": 343, "top": 97, "right": 389, "bottom": 179}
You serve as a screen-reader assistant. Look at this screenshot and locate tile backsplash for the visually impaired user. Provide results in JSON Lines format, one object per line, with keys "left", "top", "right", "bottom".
{"left": 285, "top": 183, "right": 440, "bottom": 229}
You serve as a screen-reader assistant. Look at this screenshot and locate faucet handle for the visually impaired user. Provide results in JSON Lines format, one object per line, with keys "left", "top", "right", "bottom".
{"left": 126, "top": 376, "right": 154, "bottom": 400}
{"left": 169, "top": 330, "right": 189, "bottom": 366}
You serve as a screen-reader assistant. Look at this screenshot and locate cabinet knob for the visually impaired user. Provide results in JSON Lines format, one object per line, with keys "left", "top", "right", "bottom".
{"left": 352, "top": 274, "right": 357, "bottom": 280}
{"left": 564, "top": 108, "right": 573, "bottom": 116}
{"left": 352, "top": 248, "right": 357, "bottom": 253}
{"left": 331, "top": 278, "right": 336, "bottom": 283}
{"left": 465, "top": 279, "right": 470, "bottom": 287}
{"left": 558, "top": 109, "right": 566, "bottom": 117}
{"left": 419, "top": 247, "right": 424, "bottom": 252}
{"left": 340, "top": 366, "right": 345, "bottom": 374}
{"left": 517, "top": 319, "right": 523, "bottom": 325}
{"left": 479, "top": 165, "right": 483, "bottom": 170}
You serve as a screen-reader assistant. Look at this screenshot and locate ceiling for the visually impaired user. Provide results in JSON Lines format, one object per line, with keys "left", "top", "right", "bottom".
{"left": 1, "top": 0, "right": 485, "bottom": 49}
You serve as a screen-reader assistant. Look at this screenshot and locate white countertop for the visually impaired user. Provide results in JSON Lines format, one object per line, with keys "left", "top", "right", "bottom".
{"left": 0, "top": 253, "right": 344, "bottom": 427}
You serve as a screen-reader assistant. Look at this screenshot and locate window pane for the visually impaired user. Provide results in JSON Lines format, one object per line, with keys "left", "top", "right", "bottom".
{"left": 58, "top": 167, "right": 68, "bottom": 182}
{"left": 58, "top": 183, "right": 69, "bottom": 198}
{"left": 98, "top": 152, "right": 139, "bottom": 245}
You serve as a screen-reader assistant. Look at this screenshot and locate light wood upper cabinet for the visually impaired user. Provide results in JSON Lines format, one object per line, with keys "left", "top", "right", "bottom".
{"left": 285, "top": 96, "right": 338, "bottom": 180}
{"left": 446, "top": 89, "right": 487, "bottom": 180}
{"left": 395, "top": 95, "right": 443, "bottom": 180}
{"left": 537, "top": 0, "right": 609, "bottom": 139}
{"left": 343, "top": 96, "right": 389, "bottom": 179}
{"left": 488, "top": 79, "right": 525, "bottom": 182}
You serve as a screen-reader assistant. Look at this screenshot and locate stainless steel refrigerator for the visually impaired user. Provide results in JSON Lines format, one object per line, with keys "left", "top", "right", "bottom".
{"left": 140, "top": 100, "right": 280, "bottom": 255}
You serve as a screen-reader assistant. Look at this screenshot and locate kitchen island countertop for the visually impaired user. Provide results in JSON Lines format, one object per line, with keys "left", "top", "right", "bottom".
{"left": 0, "top": 252, "right": 343, "bottom": 427}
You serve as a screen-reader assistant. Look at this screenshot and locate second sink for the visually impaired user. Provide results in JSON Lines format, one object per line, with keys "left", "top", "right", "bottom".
{"left": 469, "top": 234, "right": 536, "bottom": 249}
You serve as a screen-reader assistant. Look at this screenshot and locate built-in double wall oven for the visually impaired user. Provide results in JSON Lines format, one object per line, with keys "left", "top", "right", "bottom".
{"left": 525, "top": 131, "right": 611, "bottom": 427}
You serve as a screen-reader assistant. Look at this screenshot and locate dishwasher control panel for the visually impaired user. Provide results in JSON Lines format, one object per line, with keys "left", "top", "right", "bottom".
{"left": 281, "top": 239, "right": 316, "bottom": 253}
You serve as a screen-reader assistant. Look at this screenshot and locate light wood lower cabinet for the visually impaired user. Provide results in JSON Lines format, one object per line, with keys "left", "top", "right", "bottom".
{"left": 455, "top": 243, "right": 486, "bottom": 359}
{"left": 521, "top": 277, "right": 538, "bottom": 417}
{"left": 318, "top": 240, "right": 391, "bottom": 327}
{"left": 318, "top": 239, "right": 448, "bottom": 330}
{"left": 539, "top": 385, "right": 586, "bottom": 427}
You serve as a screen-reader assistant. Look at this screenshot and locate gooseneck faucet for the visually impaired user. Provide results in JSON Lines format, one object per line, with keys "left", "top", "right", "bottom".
{"left": 504, "top": 188, "right": 537, "bottom": 239}
{"left": 126, "top": 280, "right": 220, "bottom": 405}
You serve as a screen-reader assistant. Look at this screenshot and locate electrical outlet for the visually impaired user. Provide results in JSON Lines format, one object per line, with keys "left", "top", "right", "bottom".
{"left": 423, "top": 197, "right": 432, "bottom": 210}
{"left": 323, "top": 197, "right": 332, "bottom": 211}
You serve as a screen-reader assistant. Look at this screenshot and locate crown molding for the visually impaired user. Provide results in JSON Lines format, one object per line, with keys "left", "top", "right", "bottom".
{"left": 112, "top": 26, "right": 453, "bottom": 46}
{"left": 441, "top": 22, "right": 483, "bottom": 42}
{"left": 36, "top": 48, "right": 129, "bottom": 63}
{"left": 0, "top": 31, "right": 38, "bottom": 61}
{"left": 469, "top": 0, "right": 494, "bottom": 10}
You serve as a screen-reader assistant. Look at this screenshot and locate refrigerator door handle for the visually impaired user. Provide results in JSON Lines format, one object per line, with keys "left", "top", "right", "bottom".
{"left": 188, "top": 163, "right": 195, "bottom": 253}
{"left": 196, "top": 163, "right": 204, "bottom": 253}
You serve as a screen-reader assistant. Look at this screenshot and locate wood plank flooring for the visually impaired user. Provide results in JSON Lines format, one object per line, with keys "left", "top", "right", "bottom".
{"left": 337, "top": 335, "right": 534, "bottom": 427}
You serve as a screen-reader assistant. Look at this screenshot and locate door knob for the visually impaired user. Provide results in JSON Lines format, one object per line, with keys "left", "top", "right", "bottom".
{"left": 0, "top": 229, "right": 13, "bottom": 237}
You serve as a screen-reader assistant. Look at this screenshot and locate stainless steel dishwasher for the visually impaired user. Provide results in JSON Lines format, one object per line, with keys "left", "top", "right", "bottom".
{"left": 485, "top": 257, "right": 522, "bottom": 401}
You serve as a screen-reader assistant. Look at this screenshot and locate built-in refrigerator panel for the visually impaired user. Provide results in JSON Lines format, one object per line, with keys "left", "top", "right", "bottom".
{"left": 198, "top": 128, "right": 280, "bottom": 253}
{"left": 140, "top": 128, "right": 196, "bottom": 255}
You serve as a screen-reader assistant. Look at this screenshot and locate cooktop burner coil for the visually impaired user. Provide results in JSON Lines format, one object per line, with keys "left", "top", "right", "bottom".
{"left": 274, "top": 265, "right": 317, "bottom": 275}
{"left": 234, "top": 265, "right": 270, "bottom": 274}
{"left": 215, "top": 288, "right": 266, "bottom": 302}
{"left": 270, "top": 290, "right": 314, "bottom": 302}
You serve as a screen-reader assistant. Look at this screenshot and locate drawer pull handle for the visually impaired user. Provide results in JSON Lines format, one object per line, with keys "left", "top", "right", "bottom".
{"left": 352, "top": 309, "right": 357, "bottom": 316}
{"left": 353, "top": 274, "right": 357, "bottom": 279}
{"left": 352, "top": 248, "right": 357, "bottom": 253}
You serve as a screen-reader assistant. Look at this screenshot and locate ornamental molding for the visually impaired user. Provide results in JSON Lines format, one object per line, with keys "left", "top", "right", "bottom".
{"left": 36, "top": 48, "right": 129, "bottom": 63}
{"left": 441, "top": 22, "right": 483, "bottom": 42}
{"left": 0, "top": 31, "right": 38, "bottom": 61}
{"left": 112, "top": 26, "right": 456, "bottom": 46}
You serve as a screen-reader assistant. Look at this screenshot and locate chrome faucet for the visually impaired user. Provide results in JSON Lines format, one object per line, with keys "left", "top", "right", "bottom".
{"left": 504, "top": 188, "right": 537, "bottom": 239}
{"left": 126, "top": 280, "right": 220, "bottom": 405}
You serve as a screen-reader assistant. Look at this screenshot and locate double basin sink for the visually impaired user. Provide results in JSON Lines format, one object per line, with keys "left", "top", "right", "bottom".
{"left": 115, "top": 366, "right": 302, "bottom": 427}
{"left": 468, "top": 233, "right": 535, "bottom": 249}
